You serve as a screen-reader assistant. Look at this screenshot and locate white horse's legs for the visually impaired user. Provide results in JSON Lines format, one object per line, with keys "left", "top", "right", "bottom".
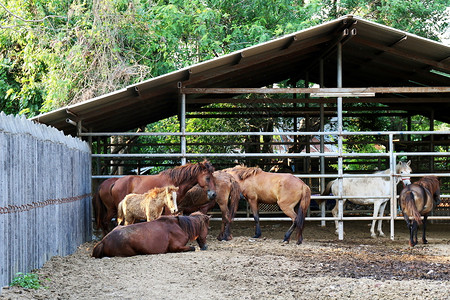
{"left": 377, "top": 201, "right": 388, "bottom": 237}
{"left": 370, "top": 201, "right": 382, "bottom": 238}
{"left": 371, "top": 200, "right": 388, "bottom": 238}
{"left": 332, "top": 200, "right": 346, "bottom": 235}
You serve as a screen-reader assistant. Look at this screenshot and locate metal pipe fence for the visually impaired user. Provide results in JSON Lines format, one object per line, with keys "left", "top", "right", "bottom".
{"left": 87, "top": 129, "right": 450, "bottom": 240}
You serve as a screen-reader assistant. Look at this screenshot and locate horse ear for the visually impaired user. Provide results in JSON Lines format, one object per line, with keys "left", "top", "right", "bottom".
{"left": 407, "top": 160, "right": 411, "bottom": 166}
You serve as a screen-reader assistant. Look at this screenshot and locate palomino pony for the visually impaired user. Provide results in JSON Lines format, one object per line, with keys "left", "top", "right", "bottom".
{"left": 92, "top": 211, "right": 211, "bottom": 258}
{"left": 179, "top": 170, "right": 242, "bottom": 241}
{"left": 117, "top": 185, "right": 179, "bottom": 225}
{"left": 93, "top": 160, "right": 216, "bottom": 235}
{"left": 224, "top": 166, "right": 311, "bottom": 244}
{"left": 319, "top": 161, "right": 412, "bottom": 238}
{"left": 400, "top": 176, "right": 440, "bottom": 247}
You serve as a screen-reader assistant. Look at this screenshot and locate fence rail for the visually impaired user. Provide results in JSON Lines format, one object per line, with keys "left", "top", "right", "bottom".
{"left": 0, "top": 113, "right": 92, "bottom": 291}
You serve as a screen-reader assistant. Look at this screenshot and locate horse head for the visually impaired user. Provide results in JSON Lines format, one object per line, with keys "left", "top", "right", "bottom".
{"left": 165, "top": 186, "right": 179, "bottom": 214}
{"left": 196, "top": 160, "right": 217, "bottom": 200}
{"left": 396, "top": 160, "right": 412, "bottom": 186}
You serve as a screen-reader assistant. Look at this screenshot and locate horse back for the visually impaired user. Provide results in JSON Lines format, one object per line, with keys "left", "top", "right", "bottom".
{"left": 246, "top": 172, "right": 306, "bottom": 204}
{"left": 415, "top": 176, "right": 440, "bottom": 203}
{"left": 111, "top": 175, "right": 169, "bottom": 206}
{"left": 94, "top": 218, "right": 188, "bottom": 257}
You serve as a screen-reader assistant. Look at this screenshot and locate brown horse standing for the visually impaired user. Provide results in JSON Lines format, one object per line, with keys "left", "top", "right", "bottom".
{"left": 180, "top": 170, "right": 242, "bottom": 241}
{"left": 400, "top": 176, "right": 441, "bottom": 247}
{"left": 224, "top": 166, "right": 311, "bottom": 244}
{"left": 92, "top": 212, "right": 211, "bottom": 258}
{"left": 93, "top": 160, "right": 216, "bottom": 235}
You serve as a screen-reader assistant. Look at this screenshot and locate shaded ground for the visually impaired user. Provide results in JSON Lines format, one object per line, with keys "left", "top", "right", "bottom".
{"left": 1, "top": 220, "right": 449, "bottom": 299}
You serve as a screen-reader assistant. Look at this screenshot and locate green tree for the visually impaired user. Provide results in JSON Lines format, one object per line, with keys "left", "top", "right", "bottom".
{"left": 0, "top": 0, "right": 448, "bottom": 119}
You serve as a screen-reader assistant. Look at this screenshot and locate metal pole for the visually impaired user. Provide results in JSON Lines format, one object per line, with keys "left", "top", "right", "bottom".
{"left": 320, "top": 58, "right": 326, "bottom": 227}
{"left": 389, "top": 134, "right": 395, "bottom": 240}
{"left": 337, "top": 42, "right": 344, "bottom": 240}
{"left": 180, "top": 92, "right": 187, "bottom": 165}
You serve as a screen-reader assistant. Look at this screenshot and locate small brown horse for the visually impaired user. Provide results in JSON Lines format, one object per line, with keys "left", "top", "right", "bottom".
{"left": 117, "top": 186, "right": 179, "bottom": 225}
{"left": 179, "top": 171, "right": 241, "bottom": 241}
{"left": 93, "top": 160, "right": 216, "bottom": 236}
{"left": 400, "top": 176, "right": 441, "bottom": 247}
{"left": 224, "top": 166, "right": 311, "bottom": 244}
{"left": 92, "top": 212, "right": 211, "bottom": 258}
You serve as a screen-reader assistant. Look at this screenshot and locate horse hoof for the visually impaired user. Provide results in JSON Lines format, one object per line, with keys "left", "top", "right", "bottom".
{"left": 379, "top": 232, "right": 385, "bottom": 237}
{"left": 200, "top": 245, "right": 208, "bottom": 251}
{"left": 371, "top": 234, "right": 377, "bottom": 238}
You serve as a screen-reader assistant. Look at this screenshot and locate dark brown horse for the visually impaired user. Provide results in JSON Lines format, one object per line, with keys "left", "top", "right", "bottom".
{"left": 92, "top": 211, "right": 211, "bottom": 258}
{"left": 224, "top": 166, "right": 311, "bottom": 244}
{"left": 93, "top": 160, "right": 216, "bottom": 235}
{"left": 400, "top": 176, "right": 441, "bottom": 247}
{"left": 179, "top": 170, "right": 241, "bottom": 241}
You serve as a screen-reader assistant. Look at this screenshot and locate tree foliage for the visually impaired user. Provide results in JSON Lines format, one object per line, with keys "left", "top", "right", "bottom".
{"left": 1, "top": 0, "right": 448, "bottom": 117}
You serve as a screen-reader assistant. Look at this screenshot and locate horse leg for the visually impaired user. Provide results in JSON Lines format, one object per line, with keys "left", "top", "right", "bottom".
{"left": 217, "top": 200, "right": 232, "bottom": 241}
{"left": 283, "top": 223, "right": 296, "bottom": 243}
{"left": 422, "top": 215, "right": 428, "bottom": 244}
{"left": 171, "top": 243, "right": 196, "bottom": 252}
{"left": 105, "top": 208, "right": 116, "bottom": 234}
{"left": 247, "top": 198, "right": 262, "bottom": 238}
{"left": 278, "top": 202, "right": 298, "bottom": 243}
{"left": 370, "top": 201, "right": 382, "bottom": 238}
{"left": 377, "top": 201, "right": 388, "bottom": 237}
{"left": 331, "top": 200, "right": 343, "bottom": 235}
{"left": 412, "top": 221, "right": 418, "bottom": 247}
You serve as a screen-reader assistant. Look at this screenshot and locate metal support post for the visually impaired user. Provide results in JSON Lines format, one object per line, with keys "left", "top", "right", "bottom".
{"left": 180, "top": 92, "right": 187, "bottom": 165}
{"left": 337, "top": 43, "right": 344, "bottom": 240}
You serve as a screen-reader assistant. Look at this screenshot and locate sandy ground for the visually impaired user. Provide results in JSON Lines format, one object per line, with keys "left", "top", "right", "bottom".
{"left": 1, "top": 220, "right": 449, "bottom": 300}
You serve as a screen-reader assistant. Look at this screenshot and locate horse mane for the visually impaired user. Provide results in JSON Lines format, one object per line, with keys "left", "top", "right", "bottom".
{"left": 146, "top": 186, "right": 168, "bottom": 198}
{"left": 177, "top": 213, "right": 209, "bottom": 240}
{"left": 161, "top": 160, "right": 214, "bottom": 186}
{"left": 145, "top": 185, "right": 178, "bottom": 198}
{"left": 228, "top": 166, "right": 263, "bottom": 180}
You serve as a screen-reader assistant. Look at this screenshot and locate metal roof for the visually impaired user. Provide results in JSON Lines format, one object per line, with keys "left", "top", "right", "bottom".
{"left": 31, "top": 15, "right": 450, "bottom": 136}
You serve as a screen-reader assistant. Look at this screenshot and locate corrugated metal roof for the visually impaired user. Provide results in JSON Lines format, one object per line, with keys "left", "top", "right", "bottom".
{"left": 31, "top": 15, "right": 450, "bottom": 136}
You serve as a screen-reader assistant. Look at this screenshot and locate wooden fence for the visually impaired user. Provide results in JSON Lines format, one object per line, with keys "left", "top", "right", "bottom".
{"left": 0, "top": 113, "right": 92, "bottom": 290}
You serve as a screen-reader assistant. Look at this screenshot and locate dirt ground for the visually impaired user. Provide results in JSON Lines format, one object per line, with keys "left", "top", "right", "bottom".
{"left": 1, "top": 220, "right": 449, "bottom": 300}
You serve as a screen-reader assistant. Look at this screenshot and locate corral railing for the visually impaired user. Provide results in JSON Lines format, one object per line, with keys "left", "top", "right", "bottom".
{"left": 83, "top": 129, "right": 450, "bottom": 240}
{"left": 0, "top": 113, "right": 92, "bottom": 290}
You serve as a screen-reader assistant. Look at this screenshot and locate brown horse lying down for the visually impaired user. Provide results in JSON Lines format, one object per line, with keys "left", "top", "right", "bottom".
{"left": 92, "top": 212, "right": 210, "bottom": 258}
{"left": 117, "top": 186, "right": 179, "bottom": 225}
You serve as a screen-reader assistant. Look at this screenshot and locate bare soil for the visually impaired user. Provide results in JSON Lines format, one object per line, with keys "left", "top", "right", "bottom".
{"left": 1, "top": 220, "right": 449, "bottom": 300}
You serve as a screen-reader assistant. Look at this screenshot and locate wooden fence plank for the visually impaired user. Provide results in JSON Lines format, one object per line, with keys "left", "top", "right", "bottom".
{"left": 0, "top": 113, "right": 91, "bottom": 291}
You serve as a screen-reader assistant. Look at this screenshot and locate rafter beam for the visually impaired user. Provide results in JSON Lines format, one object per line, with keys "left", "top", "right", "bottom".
{"left": 352, "top": 36, "right": 450, "bottom": 72}
{"left": 181, "top": 87, "right": 450, "bottom": 95}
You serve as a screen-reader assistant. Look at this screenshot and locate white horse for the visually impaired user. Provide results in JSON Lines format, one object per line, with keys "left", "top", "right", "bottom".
{"left": 320, "top": 161, "right": 412, "bottom": 237}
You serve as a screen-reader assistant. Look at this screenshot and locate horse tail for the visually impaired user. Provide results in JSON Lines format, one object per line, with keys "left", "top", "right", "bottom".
{"left": 92, "top": 186, "right": 108, "bottom": 233}
{"left": 116, "top": 200, "right": 124, "bottom": 226}
{"left": 92, "top": 241, "right": 105, "bottom": 258}
{"left": 295, "top": 184, "right": 312, "bottom": 244}
{"left": 227, "top": 180, "right": 241, "bottom": 221}
{"left": 316, "top": 179, "right": 335, "bottom": 205}
{"left": 321, "top": 180, "right": 334, "bottom": 196}
{"left": 402, "top": 190, "right": 423, "bottom": 225}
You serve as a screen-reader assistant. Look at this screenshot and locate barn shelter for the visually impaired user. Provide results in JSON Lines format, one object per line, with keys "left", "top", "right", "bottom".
{"left": 31, "top": 15, "right": 450, "bottom": 238}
